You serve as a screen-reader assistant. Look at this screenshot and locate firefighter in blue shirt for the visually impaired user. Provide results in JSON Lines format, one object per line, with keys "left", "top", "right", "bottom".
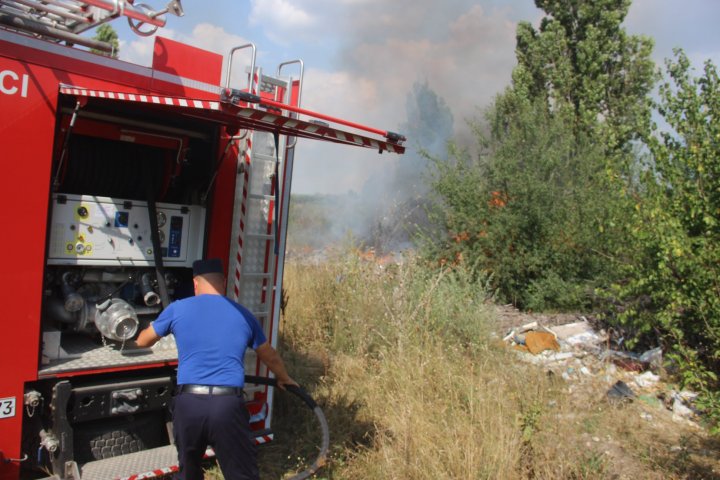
{"left": 136, "top": 258, "right": 297, "bottom": 480}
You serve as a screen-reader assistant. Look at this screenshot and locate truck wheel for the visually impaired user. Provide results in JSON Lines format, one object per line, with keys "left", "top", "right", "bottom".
{"left": 74, "top": 412, "right": 167, "bottom": 463}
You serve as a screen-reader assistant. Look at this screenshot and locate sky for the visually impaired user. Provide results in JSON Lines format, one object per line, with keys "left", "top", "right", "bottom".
{"left": 111, "top": 0, "right": 720, "bottom": 195}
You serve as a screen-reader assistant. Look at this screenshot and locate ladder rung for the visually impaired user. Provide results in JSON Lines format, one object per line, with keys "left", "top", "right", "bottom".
{"left": 246, "top": 233, "right": 274, "bottom": 240}
{"left": 248, "top": 193, "right": 275, "bottom": 201}
{"left": 252, "top": 152, "right": 277, "bottom": 162}
{"left": 241, "top": 272, "right": 273, "bottom": 279}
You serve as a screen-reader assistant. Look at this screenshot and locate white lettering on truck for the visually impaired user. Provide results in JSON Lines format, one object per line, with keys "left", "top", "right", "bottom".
{"left": 0, "top": 70, "right": 29, "bottom": 98}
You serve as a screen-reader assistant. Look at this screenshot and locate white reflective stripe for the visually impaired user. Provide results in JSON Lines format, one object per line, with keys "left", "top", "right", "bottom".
{"left": 152, "top": 69, "right": 221, "bottom": 96}
{"left": 151, "top": 96, "right": 161, "bottom": 104}
{"left": 178, "top": 98, "right": 189, "bottom": 107}
{"left": 193, "top": 100, "right": 204, "bottom": 108}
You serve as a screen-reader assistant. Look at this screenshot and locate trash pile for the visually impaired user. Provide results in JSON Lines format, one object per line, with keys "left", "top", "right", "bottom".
{"left": 504, "top": 318, "right": 700, "bottom": 426}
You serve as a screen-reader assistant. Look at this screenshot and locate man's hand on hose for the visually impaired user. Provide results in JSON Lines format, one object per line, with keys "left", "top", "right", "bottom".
{"left": 255, "top": 342, "right": 298, "bottom": 390}
{"left": 275, "top": 375, "right": 299, "bottom": 391}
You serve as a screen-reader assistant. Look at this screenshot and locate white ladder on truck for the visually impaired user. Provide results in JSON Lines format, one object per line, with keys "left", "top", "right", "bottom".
{"left": 231, "top": 128, "right": 282, "bottom": 364}
{"left": 226, "top": 56, "right": 294, "bottom": 386}
{"left": 0, "top": 0, "right": 183, "bottom": 51}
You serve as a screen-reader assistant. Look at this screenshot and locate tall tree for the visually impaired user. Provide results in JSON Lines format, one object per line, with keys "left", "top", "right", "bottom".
{"left": 513, "top": 0, "right": 655, "bottom": 152}
{"left": 428, "top": 0, "right": 656, "bottom": 309}
{"left": 92, "top": 24, "right": 120, "bottom": 58}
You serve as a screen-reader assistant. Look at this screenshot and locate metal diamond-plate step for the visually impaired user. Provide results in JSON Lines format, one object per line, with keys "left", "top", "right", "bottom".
{"left": 80, "top": 431, "right": 274, "bottom": 479}
{"left": 81, "top": 444, "right": 181, "bottom": 480}
{"left": 39, "top": 335, "right": 178, "bottom": 376}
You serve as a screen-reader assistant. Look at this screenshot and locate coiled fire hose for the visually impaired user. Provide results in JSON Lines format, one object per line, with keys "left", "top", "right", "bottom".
{"left": 244, "top": 375, "right": 329, "bottom": 480}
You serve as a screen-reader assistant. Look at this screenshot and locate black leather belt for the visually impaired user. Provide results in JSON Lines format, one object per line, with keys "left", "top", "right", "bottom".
{"left": 177, "top": 384, "right": 244, "bottom": 395}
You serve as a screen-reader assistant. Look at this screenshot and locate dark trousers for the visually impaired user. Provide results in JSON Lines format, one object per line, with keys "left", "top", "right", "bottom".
{"left": 172, "top": 392, "right": 258, "bottom": 480}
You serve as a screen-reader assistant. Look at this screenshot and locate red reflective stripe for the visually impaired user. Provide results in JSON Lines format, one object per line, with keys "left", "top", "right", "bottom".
{"left": 118, "top": 466, "right": 179, "bottom": 480}
{"left": 259, "top": 97, "right": 389, "bottom": 137}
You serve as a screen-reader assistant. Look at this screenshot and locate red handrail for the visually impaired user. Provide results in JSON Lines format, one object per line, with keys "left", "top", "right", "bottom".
{"left": 221, "top": 88, "right": 405, "bottom": 143}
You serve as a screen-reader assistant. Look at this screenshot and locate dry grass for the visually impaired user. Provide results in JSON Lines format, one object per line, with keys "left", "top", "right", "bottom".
{"left": 208, "top": 253, "right": 720, "bottom": 479}
{"left": 274, "top": 255, "right": 597, "bottom": 479}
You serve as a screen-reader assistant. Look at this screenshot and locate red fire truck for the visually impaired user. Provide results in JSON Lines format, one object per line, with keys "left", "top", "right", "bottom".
{"left": 0, "top": 2, "right": 405, "bottom": 478}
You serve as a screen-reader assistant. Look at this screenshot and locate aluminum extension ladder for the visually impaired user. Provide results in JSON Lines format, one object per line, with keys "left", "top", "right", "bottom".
{"left": 0, "top": 0, "right": 183, "bottom": 52}
{"left": 229, "top": 125, "right": 282, "bottom": 374}
{"left": 225, "top": 57, "right": 300, "bottom": 384}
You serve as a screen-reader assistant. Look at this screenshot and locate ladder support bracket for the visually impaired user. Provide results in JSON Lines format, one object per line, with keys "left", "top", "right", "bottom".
{"left": 221, "top": 88, "right": 261, "bottom": 106}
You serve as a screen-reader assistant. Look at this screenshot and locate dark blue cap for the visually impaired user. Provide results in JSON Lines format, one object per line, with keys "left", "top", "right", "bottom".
{"left": 192, "top": 258, "right": 224, "bottom": 276}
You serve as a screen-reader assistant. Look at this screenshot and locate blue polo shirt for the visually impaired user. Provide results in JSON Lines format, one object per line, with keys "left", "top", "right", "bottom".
{"left": 151, "top": 294, "right": 267, "bottom": 387}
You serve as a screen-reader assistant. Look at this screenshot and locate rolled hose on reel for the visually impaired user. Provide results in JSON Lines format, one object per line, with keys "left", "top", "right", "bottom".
{"left": 245, "top": 375, "right": 329, "bottom": 480}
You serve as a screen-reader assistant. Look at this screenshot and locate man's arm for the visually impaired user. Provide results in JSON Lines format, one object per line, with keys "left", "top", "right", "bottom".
{"left": 255, "top": 342, "right": 298, "bottom": 389}
{"left": 135, "top": 325, "right": 162, "bottom": 348}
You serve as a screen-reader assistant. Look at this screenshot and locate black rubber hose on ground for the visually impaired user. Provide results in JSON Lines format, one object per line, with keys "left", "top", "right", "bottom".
{"left": 244, "top": 375, "right": 329, "bottom": 480}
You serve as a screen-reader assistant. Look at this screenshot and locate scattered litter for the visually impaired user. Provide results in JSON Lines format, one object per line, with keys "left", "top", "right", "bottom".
{"left": 612, "top": 357, "right": 645, "bottom": 372}
{"left": 523, "top": 351, "right": 575, "bottom": 365}
{"left": 672, "top": 397, "right": 694, "bottom": 420}
{"left": 677, "top": 390, "right": 698, "bottom": 402}
{"left": 525, "top": 331, "right": 560, "bottom": 354}
{"left": 669, "top": 391, "right": 698, "bottom": 422}
{"left": 633, "top": 371, "right": 660, "bottom": 388}
{"left": 500, "top": 314, "right": 709, "bottom": 431}
{"left": 600, "top": 347, "right": 662, "bottom": 372}
{"left": 607, "top": 381, "right": 635, "bottom": 402}
{"left": 551, "top": 319, "right": 605, "bottom": 347}
{"left": 639, "top": 346, "right": 663, "bottom": 369}
{"left": 503, "top": 321, "right": 539, "bottom": 342}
